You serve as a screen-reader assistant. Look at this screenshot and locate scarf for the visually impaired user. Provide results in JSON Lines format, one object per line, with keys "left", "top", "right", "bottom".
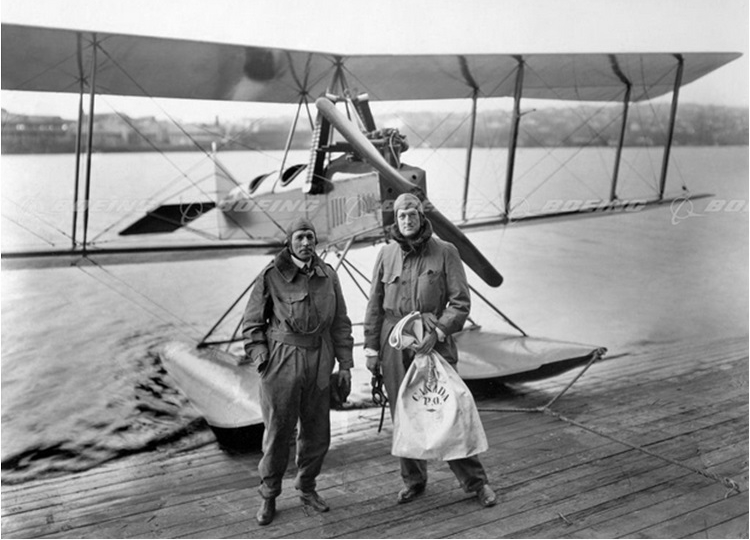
{"left": 388, "top": 217, "right": 433, "bottom": 256}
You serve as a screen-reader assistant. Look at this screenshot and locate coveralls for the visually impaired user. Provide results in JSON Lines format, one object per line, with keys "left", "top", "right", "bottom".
{"left": 364, "top": 220, "right": 489, "bottom": 493}
{"left": 243, "top": 248, "right": 354, "bottom": 499}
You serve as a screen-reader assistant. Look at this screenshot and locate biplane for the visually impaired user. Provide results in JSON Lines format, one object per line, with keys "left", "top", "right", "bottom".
{"left": 1, "top": 22, "right": 741, "bottom": 438}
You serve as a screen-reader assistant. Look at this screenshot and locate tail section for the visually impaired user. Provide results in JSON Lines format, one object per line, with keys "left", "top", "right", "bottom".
{"left": 119, "top": 146, "right": 233, "bottom": 236}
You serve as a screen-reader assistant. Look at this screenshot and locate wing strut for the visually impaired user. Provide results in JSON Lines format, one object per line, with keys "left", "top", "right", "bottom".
{"left": 71, "top": 32, "right": 86, "bottom": 248}
{"left": 658, "top": 55, "right": 684, "bottom": 199}
{"left": 198, "top": 274, "right": 259, "bottom": 348}
{"left": 461, "top": 88, "right": 479, "bottom": 222}
{"left": 608, "top": 55, "right": 632, "bottom": 201}
{"left": 277, "top": 97, "right": 305, "bottom": 187}
{"left": 504, "top": 56, "right": 525, "bottom": 218}
{"left": 81, "top": 34, "right": 98, "bottom": 255}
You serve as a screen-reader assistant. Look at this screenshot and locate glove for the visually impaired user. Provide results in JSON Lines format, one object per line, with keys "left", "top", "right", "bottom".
{"left": 415, "top": 331, "right": 438, "bottom": 355}
{"left": 421, "top": 312, "right": 439, "bottom": 333}
{"left": 338, "top": 369, "right": 351, "bottom": 401}
{"left": 330, "top": 369, "right": 351, "bottom": 409}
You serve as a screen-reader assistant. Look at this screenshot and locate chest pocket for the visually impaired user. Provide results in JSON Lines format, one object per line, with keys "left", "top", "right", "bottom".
{"left": 281, "top": 290, "right": 322, "bottom": 334}
{"left": 416, "top": 268, "right": 445, "bottom": 312}
{"left": 381, "top": 273, "right": 401, "bottom": 312}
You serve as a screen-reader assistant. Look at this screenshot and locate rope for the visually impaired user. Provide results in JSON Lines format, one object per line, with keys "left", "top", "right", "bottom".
{"left": 478, "top": 348, "right": 741, "bottom": 495}
{"left": 544, "top": 408, "right": 741, "bottom": 494}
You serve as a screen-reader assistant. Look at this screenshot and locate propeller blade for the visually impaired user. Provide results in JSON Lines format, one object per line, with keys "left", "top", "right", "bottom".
{"left": 315, "top": 97, "right": 503, "bottom": 287}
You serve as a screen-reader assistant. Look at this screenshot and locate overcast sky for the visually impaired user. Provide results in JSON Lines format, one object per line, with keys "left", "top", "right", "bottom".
{"left": 2, "top": 0, "right": 748, "bottom": 121}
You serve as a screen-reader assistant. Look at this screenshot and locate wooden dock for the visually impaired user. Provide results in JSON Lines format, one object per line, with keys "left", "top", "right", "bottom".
{"left": 2, "top": 336, "right": 747, "bottom": 539}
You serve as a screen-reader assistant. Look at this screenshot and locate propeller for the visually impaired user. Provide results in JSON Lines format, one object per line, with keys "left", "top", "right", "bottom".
{"left": 315, "top": 97, "right": 503, "bottom": 287}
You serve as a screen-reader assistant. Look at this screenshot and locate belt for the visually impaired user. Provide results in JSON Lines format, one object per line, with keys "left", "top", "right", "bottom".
{"left": 384, "top": 311, "right": 441, "bottom": 324}
{"left": 267, "top": 327, "right": 322, "bottom": 349}
{"left": 385, "top": 312, "right": 405, "bottom": 325}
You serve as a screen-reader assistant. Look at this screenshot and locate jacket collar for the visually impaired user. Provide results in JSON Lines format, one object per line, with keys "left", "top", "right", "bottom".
{"left": 388, "top": 218, "right": 433, "bottom": 256}
{"left": 274, "top": 247, "right": 326, "bottom": 282}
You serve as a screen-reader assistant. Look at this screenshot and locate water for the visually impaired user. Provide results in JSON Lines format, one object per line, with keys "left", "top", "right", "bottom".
{"left": 1, "top": 146, "right": 747, "bottom": 484}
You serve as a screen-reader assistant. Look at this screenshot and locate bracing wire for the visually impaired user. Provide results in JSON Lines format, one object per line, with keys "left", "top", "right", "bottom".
{"left": 88, "top": 172, "right": 218, "bottom": 243}
{"left": 341, "top": 65, "right": 508, "bottom": 218}
{"left": 2, "top": 198, "right": 74, "bottom": 244}
{"left": 510, "top": 101, "right": 625, "bottom": 207}
{"left": 627, "top": 58, "right": 690, "bottom": 194}
{"left": 2, "top": 214, "right": 60, "bottom": 246}
{"left": 506, "top": 59, "right": 689, "bottom": 209}
{"left": 87, "top": 118, "right": 277, "bottom": 244}
{"left": 90, "top": 98, "right": 219, "bottom": 198}
{"left": 91, "top": 44, "right": 288, "bottom": 239}
{"left": 0, "top": 49, "right": 83, "bottom": 107}
{"left": 74, "top": 258, "right": 202, "bottom": 342}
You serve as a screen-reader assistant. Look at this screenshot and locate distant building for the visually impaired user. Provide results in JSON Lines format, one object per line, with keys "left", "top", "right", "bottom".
{"left": 164, "top": 122, "right": 222, "bottom": 150}
{"left": 1, "top": 109, "right": 77, "bottom": 153}
{"left": 90, "top": 113, "right": 132, "bottom": 149}
{"left": 1, "top": 105, "right": 747, "bottom": 154}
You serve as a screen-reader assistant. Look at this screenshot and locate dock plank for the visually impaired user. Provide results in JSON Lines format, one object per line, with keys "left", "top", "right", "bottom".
{"left": 626, "top": 490, "right": 749, "bottom": 539}
{"left": 356, "top": 421, "right": 746, "bottom": 539}
{"left": 683, "top": 514, "right": 750, "bottom": 539}
{"left": 2, "top": 336, "right": 747, "bottom": 539}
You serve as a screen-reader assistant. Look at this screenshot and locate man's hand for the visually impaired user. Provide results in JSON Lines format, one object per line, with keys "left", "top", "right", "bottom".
{"left": 421, "top": 312, "right": 439, "bottom": 333}
{"left": 415, "top": 331, "right": 438, "bottom": 355}
{"left": 365, "top": 353, "right": 381, "bottom": 375}
{"left": 338, "top": 368, "right": 352, "bottom": 402}
{"left": 245, "top": 343, "right": 269, "bottom": 372}
{"left": 239, "top": 354, "right": 254, "bottom": 366}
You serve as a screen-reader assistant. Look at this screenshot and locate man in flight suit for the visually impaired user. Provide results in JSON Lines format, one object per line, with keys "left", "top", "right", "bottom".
{"left": 363, "top": 193, "right": 497, "bottom": 508}
{"left": 243, "top": 218, "right": 354, "bottom": 526}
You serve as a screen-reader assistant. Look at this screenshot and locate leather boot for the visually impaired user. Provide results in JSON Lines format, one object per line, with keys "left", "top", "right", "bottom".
{"left": 299, "top": 490, "right": 329, "bottom": 512}
{"left": 397, "top": 484, "right": 426, "bottom": 504}
{"left": 476, "top": 484, "right": 497, "bottom": 507}
{"left": 256, "top": 497, "right": 276, "bottom": 526}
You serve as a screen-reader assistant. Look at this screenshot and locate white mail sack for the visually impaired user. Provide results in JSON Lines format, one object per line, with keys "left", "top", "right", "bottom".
{"left": 389, "top": 312, "right": 488, "bottom": 461}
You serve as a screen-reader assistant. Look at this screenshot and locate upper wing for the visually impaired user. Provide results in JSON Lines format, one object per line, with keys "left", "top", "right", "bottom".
{"left": 2, "top": 23, "right": 741, "bottom": 103}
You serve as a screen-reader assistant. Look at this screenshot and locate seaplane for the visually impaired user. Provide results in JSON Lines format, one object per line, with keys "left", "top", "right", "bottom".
{"left": 1, "top": 22, "right": 741, "bottom": 446}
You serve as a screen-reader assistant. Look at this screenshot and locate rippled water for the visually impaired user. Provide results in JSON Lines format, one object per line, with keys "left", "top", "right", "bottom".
{"left": 2, "top": 146, "right": 747, "bottom": 484}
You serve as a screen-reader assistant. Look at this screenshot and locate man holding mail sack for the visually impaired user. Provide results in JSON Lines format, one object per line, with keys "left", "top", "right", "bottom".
{"left": 363, "top": 192, "right": 497, "bottom": 507}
